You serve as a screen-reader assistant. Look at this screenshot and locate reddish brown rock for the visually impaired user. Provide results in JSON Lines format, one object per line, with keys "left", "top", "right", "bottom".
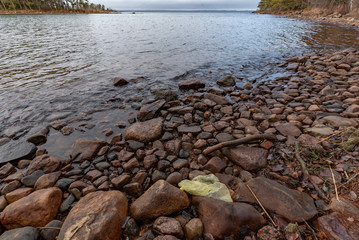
{"left": 178, "top": 79, "right": 205, "bottom": 90}
{"left": 125, "top": 118, "right": 164, "bottom": 143}
{"left": 330, "top": 198, "right": 359, "bottom": 222}
{"left": 235, "top": 177, "right": 317, "bottom": 222}
{"left": 5, "top": 188, "right": 33, "bottom": 203}
{"left": 316, "top": 212, "right": 359, "bottom": 240}
{"left": 276, "top": 123, "right": 301, "bottom": 137}
{"left": 185, "top": 218, "right": 203, "bottom": 240}
{"left": 58, "top": 191, "right": 128, "bottom": 240}
{"left": 223, "top": 147, "right": 268, "bottom": 172}
{"left": 0, "top": 163, "right": 15, "bottom": 179}
{"left": 153, "top": 217, "right": 184, "bottom": 237}
{"left": 130, "top": 180, "right": 190, "bottom": 220}
{"left": 204, "top": 157, "right": 226, "bottom": 173}
{"left": 193, "top": 196, "right": 265, "bottom": 239}
{"left": 34, "top": 171, "right": 61, "bottom": 190}
{"left": 138, "top": 99, "right": 166, "bottom": 122}
{"left": 70, "top": 139, "right": 106, "bottom": 161}
{"left": 24, "top": 154, "right": 61, "bottom": 176}
{"left": 257, "top": 225, "right": 283, "bottom": 240}
{"left": 0, "top": 187, "right": 62, "bottom": 229}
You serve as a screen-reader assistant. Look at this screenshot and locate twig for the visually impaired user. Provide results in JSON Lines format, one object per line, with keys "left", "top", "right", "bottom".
{"left": 303, "top": 219, "right": 318, "bottom": 240}
{"left": 329, "top": 164, "right": 339, "bottom": 201}
{"left": 203, "top": 134, "right": 276, "bottom": 155}
{"left": 246, "top": 184, "right": 277, "bottom": 227}
{"left": 295, "top": 142, "right": 328, "bottom": 200}
{"left": 338, "top": 173, "right": 359, "bottom": 189}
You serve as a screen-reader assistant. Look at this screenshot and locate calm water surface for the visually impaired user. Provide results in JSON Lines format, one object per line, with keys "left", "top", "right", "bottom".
{"left": 0, "top": 12, "right": 358, "bottom": 156}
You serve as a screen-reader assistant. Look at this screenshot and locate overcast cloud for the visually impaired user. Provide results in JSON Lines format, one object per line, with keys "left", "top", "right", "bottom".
{"left": 92, "top": 0, "right": 260, "bottom": 10}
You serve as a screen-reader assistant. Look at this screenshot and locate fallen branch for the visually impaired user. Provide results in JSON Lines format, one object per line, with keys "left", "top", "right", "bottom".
{"left": 246, "top": 184, "right": 277, "bottom": 227}
{"left": 295, "top": 142, "right": 328, "bottom": 200}
{"left": 203, "top": 134, "right": 276, "bottom": 155}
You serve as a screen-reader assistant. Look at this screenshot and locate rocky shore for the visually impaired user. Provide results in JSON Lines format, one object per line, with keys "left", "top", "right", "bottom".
{"left": 0, "top": 48, "right": 359, "bottom": 239}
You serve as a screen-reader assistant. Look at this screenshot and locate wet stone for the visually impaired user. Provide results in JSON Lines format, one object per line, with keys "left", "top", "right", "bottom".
{"left": 40, "top": 220, "right": 62, "bottom": 240}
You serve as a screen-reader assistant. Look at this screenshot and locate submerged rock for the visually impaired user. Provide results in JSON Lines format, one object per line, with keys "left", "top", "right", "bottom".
{"left": 70, "top": 139, "right": 106, "bottom": 162}
{"left": 138, "top": 99, "right": 166, "bottom": 121}
{"left": 0, "top": 140, "right": 37, "bottom": 164}
{"left": 178, "top": 79, "right": 205, "bottom": 90}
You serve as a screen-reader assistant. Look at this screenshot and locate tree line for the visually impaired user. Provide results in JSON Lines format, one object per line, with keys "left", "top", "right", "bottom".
{"left": 258, "top": 0, "right": 359, "bottom": 11}
{"left": 0, "top": 0, "right": 107, "bottom": 11}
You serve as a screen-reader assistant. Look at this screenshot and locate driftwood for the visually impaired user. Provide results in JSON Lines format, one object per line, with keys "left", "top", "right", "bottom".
{"left": 295, "top": 142, "right": 328, "bottom": 200}
{"left": 203, "top": 134, "right": 277, "bottom": 155}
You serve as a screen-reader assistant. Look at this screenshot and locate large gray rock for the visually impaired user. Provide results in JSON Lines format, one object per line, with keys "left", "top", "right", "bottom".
{"left": 138, "top": 99, "right": 166, "bottom": 122}
{"left": 150, "top": 85, "right": 178, "bottom": 101}
{"left": 0, "top": 226, "right": 39, "bottom": 240}
{"left": 236, "top": 177, "right": 317, "bottom": 222}
{"left": 125, "top": 118, "right": 164, "bottom": 143}
{"left": 217, "top": 76, "right": 236, "bottom": 87}
{"left": 0, "top": 140, "right": 37, "bottom": 164}
{"left": 223, "top": 147, "right": 268, "bottom": 172}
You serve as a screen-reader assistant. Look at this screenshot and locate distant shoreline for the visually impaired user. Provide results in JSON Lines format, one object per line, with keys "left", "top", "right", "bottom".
{"left": 0, "top": 9, "right": 119, "bottom": 15}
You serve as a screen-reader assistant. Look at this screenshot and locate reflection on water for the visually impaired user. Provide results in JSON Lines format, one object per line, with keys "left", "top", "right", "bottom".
{"left": 0, "top": 12, "right": 358, "bottom": 151}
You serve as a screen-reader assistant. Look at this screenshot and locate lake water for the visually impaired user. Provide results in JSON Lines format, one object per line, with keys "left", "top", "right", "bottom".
{"left": 0, "top": 12, "right": 358, "bottom": 155}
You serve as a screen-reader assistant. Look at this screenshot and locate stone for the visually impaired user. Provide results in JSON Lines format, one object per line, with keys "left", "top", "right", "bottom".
{"left": 125, "top": 118, "right": 164, "bottom": 143}
{"left": 1, "top": 180, "right": 21, "bottom": 195}
{"left": 154, "top": 217, "right": 184, "bottom": 237}
{"left": 34, "top": 171, "right": 61, "bottom": 190}
{"left": 24, "top": 154, "right": 61, "bottom": 176}
{"left": 85, "top": 170, "right": 102, "bottom": 182}
{"left": 204, "top": 157, "right": 226, "bottom": 173}
{"left": 138, "top": 99, "right": 166, "bottom": 122}
{"left": 58, "top": 191, "right": 128, "bottom": 240}
{"left": 0, "top": 196, "right": 7, "bottom": 211}
{"left": 185, "top": 218, "right": 203, "bottom": 240}
{"left": 316, "top": 212, "right": 359, "bottom": 240}
{"left": 21, "top": 170, "right": 44, "bottom": 187}
{"left": 150, "top": 85, "right": 178, "bottom": 101}
{"left": 178, "top": 79, "right": 205, "bottom": 90}
{"left": 56, "top": 178, "right": 76, "bottom": 191}
{"left": 130, "top": 180, "right": 190, "bottom": 220}
{"left": 111, "top": 174, "right": 131, "bottom": 189}
{"left": 40, "top": 220, "right": 62, "bottom": 240}
{"left": 26, "top": 126, "right": 49, "bottom": 144}
{"left": 330, "top": 197, "right": 359, "bottom": 222}
{"left": 217, "top": 75, "right": 235, "bottom": 87}
{"left": 123, "top": 182, "right": 142, "bottom": 197}
{"left": 223, "top": 147, "right": 268, "bottom": 172}
{"left": 70, "top": 139, "right": 106, "bottom": 161}
{"left": 178, "top": 125, "right": 202, "bottom": 134}
{"left": 193, "top": 196, "right": 265, "bottom": 239}
{"left": 275, "top": 123, "right": 301, "bottom": 137}
{"left": 113, "top": 77, "right": 129, "bottom": 86}
{"left": 257, "top": 225, "right": 283, "bottom": 240}
{"left": 215, "top": 133, "right": 234, "bottom": 143}
{"left": 59, "top": 194, "right": 75, "bottom": 213}
{"left": 5, "top": 188, "right": 33, "bottom": 203}
{"left": 0, "top": 163, "right": 15, "bottom": 178}
{"left": 0, "top": 226, "right": 39, "bottom": 240}
{"left": 173, "top": 159, "right": 189, "bottom": 169}
{"left": 168, "top": 106, "right": 194, "bottom": 114}
{"left": 0, "top": 140, "right": 36, "bottom": 164}
{"left": 235, "top": 177, "right": 317, "bottom": 222}
{"left": 204, "top": 93, "right": 229, "bottom": 105}
{"left": 166, "top": 172, "right": 182, "bottom": 186}
{"left": 305, "top": 126, "right": 334, "bottom": 137}
{"left": 0, "top": 187, "right": 62, "bottom": 229}
{"left": 154, "top": 236, "right": 179, "bottom": 240}
{"left": 322, "top": 116, "right": 357, "bottom": 128}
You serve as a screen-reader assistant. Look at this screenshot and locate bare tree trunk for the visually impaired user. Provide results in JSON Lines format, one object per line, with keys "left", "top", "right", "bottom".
{"left": 0, "top": 0, "right": 6, "bottom": 9}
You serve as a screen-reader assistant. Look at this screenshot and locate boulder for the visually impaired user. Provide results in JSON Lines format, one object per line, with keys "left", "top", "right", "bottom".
{"left": 125, "top": 118, "right": 164, "bottom": 143}
{"left": 0, "top": 187, "right": 62, "bottom": 229}
{"left": 70, "top": 139, "right": 106, "bottom": 161}
{"left": 178, "top": 79, "right": 205, "bottom": 90}
{"left": 137, "top": 99, "right": 166, "bottom": 122}
{"left": 0, "top": 226, "right": 39, "bottom": 240}
{"left": 223, "top": 147, "right": 268, "bottom": 172}
{"left": 316, "top": 212, "right": 359, "bottom": 240}
{"left": 24, "top": 154, "right": 61, "bottom": 176}
{"left": 235, "top": 177, "right": 317, "bottom": 222}
{"left": 217, "top": 76, "right": 235, "bottom": 87}
{"left": 58, "top": 191, "right": 128, "bottom": 240}
{"left": 275, "top": 123, "right": 301, "bottom": 137}
{"left": 5, "top": 187, "right": 33, "bottom": 203}
{"left": 193, "top": 196, "right": 265, "bottom": 239}
{"left": 130, "top": 180, "right": 190, "bottom": 220}
{"left": 150, "top": 85, "right": 178, "bottom": 101}
{"left": 0, "top": 140, "right": 37, "bottom": 164}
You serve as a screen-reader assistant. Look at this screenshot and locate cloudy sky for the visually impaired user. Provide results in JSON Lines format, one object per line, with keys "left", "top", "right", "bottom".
{"left": 93, "top": 0, "right": 261, "bottom": 10}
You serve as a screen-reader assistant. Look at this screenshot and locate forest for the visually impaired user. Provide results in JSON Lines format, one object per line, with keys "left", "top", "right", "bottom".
{"left": 0, "top": 0, "right": 106, "bottom": 11}
{"left": 258, "top": 0, "right": 359, "bottom": 12}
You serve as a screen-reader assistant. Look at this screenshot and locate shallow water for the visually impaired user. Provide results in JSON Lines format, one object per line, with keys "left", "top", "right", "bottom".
{"left": 0, "top": 12, "right": 358, "bottom": 157}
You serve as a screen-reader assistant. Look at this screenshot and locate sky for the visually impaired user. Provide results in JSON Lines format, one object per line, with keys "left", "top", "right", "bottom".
{"left": 92, "top": 0, "right": 261, "bottom": 10}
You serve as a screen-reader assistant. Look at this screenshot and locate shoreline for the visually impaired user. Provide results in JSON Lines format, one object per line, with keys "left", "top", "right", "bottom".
{"left": 0, "top": 9, "right": 118, "bottom": 15}
{"left": 0, "top": 48, "right": 359, "bottom": 238}
{"left": 255, "top": 9, "right": 359, "bottom": 30}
